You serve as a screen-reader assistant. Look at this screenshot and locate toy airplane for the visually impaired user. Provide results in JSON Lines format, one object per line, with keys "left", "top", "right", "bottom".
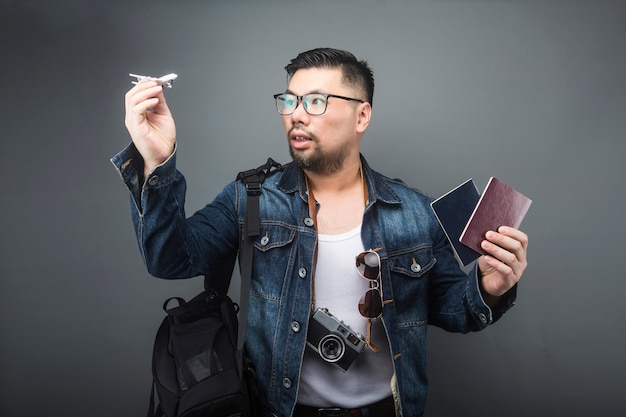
{"left": 129, "top": 73, "right": 178, "bottom": 88}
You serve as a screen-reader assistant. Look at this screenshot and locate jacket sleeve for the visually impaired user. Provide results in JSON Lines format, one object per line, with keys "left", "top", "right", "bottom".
{"left": 427, "top": 219, "right": 517, "bottom": 332}
{"left": 110, "top": 143, "right": 240, "bottom": 279}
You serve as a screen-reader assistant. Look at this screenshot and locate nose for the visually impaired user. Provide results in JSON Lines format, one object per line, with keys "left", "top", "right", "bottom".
{"left": 289, "top": 98, "right": 310, "bottom": 125}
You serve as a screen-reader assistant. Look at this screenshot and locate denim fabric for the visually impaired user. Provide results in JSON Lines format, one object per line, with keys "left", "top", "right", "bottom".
{"left": 111, "top": 143, "right": 516, "bottom": 417}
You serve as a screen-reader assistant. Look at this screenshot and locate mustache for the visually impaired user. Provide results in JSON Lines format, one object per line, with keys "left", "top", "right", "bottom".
{"left": 288, "top": 125, "right": 316, "bottom": 140}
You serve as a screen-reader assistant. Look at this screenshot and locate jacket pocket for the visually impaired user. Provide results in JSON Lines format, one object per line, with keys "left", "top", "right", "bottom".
{"left": 386, "top": 246, "right": 436, "bottom": 325}
{"left": 388, "top": 246, "right": 436, "bottom": 279}
{"left": 250, "top": 223, "right": 297, "bottom": 301}
{"left": 253, "top": 223, "right": 296, "bottom": 252}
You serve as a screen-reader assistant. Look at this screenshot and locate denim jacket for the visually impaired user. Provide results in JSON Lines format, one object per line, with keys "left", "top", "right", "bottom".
{"left": 111, "top": 143, "right": 515, "bottom": 417}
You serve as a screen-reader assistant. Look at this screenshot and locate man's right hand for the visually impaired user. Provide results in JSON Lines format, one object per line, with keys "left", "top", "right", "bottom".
{"left": 124, "top": 80, "right": 176, "bottom": 179}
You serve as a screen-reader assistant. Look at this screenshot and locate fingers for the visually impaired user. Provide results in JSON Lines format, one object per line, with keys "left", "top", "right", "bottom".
{"left": 124, "top": 81, "right": 171, "bottom": 126}
{"left": 123, "top": 80, "right": 177, "bottom": 170}
{"left": 125, "top": 81, "right": 155, "bottom": 130}
{"left": 480, "top": 226, "right": 528, "bottom": 285}
{"left": 482, "top": 227, "right": 528, "bottom": 259}
{"left": 496, "top": 226, "right": 529, "bottom": 251}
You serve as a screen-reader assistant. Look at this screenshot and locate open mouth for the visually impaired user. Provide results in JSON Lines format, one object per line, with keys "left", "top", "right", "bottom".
{"left": 292, "top": 135, "right": 311, "bottom": 141}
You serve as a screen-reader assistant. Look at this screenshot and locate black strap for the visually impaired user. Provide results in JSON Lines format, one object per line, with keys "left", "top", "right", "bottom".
{"left": 236, "top": 158, "right": 283, "bottom": 237}
{"left": 202, "top": 158, "right": 283, "bottom": 294}
{"left": 235, "top": 158, "right": 283, "bottom": 375}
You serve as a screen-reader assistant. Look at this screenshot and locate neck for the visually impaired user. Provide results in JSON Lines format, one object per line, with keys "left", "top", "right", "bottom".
{"left": 304, "top": 158, "right": 363, "bottom": 195}
{"left": 304, "top": 155, "right": 369, "bottom": 235}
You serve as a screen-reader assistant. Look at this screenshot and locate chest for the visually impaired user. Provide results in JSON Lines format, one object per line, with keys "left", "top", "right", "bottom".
{"left": 315, "top": 201, "right": 364, "bottom": 234}
{"left": 312, "top": 184, "right": 367, "bottom": 234}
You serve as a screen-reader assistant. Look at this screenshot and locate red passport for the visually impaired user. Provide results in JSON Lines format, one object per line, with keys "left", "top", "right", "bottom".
{"left": 459, "top": 177, "right": 532, "bottom": 255}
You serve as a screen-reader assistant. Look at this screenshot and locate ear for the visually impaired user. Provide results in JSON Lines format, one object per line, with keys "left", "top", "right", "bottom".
{"left": 355, "top": 102, "right": 372, "bottom": 134}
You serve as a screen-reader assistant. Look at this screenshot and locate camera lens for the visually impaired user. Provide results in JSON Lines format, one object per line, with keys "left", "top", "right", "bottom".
{"left": 318, "top": 334, "right": 345, "bottom": 362}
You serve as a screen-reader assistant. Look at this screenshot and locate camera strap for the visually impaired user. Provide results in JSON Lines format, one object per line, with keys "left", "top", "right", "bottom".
{"left": 304, "top": 163, "right": 379, "bottom": 352}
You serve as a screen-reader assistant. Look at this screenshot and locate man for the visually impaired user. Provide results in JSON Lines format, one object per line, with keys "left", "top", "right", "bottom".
{"left": 112, "top": 48, "right": 528, "bottom": 417}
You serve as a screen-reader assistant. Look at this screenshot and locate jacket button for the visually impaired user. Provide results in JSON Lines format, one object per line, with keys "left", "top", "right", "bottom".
{"left": 260, "top": 236, "right": 269, "bottom": 246}
{"left": 478, "top": 313, "right": 488, "bottom": 324}
{"left": 283, "top": 378, "right": 292, "bottom": 388}
{"left": 148, "top": 176, "right": 158, "bottom": 186}
{"left": 304, "top": 217, "right": 314, "bottom": 227}
{"left": 299, "top": 268, "right": 307, "bottom": 278}
{"left": 411, "top": 262, "right": 422, "bottom": 273}
{"left": 291, "top": 321, "right": 301, "bottom": 332}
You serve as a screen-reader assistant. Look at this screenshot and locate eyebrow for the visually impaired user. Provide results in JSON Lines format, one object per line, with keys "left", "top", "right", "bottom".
{"left": 284, "top": 89, "right": 327, "bottom": 96}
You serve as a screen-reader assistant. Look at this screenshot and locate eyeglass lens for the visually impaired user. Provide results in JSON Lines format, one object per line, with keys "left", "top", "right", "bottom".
{"left": 356, "top": 251, "right": 380, "bottom": 279}
{"left": 356, "top": 251, "right": 383, "bottom": 318}
{"left": 359, "top": 289, "right": 383, "bottom": 318}
{"left": 275, "top": 94, "right": 328, "bottom": 115}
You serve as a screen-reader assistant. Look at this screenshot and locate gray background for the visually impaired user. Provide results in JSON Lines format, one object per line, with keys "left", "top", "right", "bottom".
{"left": 1, "top": 0, "right": 625, "bottom": 416}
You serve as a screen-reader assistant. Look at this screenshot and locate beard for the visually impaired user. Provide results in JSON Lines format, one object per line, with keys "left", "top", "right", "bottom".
{"left": 288, "top": 135, "right": 352, "bottom": 175}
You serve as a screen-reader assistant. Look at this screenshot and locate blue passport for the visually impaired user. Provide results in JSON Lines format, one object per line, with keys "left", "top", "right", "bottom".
{"left": 430, "top": 179, "right": 482, "bottom": 266}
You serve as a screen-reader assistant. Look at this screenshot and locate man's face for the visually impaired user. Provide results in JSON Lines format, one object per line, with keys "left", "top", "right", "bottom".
{"left": 281, "top": 67, "right": 368, "bottom": 174}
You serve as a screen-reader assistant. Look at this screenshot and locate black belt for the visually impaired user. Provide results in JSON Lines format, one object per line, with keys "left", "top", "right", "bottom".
{"left": 293, "top": 396, "right": 395, "bottom": 417}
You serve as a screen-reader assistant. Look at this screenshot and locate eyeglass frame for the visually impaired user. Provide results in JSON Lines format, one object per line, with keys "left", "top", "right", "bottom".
{"left": 273, "top": 92, "right": 365, "bottom": 116}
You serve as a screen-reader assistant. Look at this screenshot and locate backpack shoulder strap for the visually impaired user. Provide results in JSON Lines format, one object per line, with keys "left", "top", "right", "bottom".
{"left": 235, "top": 158, "right": 283, "bottom": 357}
{"left": 203, "top": 158, "right": 283, "bottom": 293}
{"left": 236, "top": 157, "right": 283, "bottom": 238}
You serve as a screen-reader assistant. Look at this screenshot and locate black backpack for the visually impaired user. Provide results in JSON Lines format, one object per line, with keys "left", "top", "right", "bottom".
{"left": 147, "top": 158, "right": 283, "bottom": 417}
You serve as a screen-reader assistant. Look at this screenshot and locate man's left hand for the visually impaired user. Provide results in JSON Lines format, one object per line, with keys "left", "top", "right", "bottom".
{"left": 478, "top": 226, "right": 529, "bottom": 299}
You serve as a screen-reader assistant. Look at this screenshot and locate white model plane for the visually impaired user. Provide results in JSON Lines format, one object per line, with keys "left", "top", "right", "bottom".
{"left": 129, "top": 73, "right": 178, "bottom": 88}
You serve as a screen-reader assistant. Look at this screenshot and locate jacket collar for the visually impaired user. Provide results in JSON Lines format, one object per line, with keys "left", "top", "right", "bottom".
{"left": 277, "top": 154, "right": 401, "bottom": 206}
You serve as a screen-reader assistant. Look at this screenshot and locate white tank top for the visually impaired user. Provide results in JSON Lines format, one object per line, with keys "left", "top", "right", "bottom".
{"left": 297, "top": 225, "right": 394, "bottom": 408}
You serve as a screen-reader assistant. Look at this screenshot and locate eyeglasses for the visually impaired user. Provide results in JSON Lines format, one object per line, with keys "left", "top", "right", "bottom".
{"left": 355, "top": 250, "right": 383, "bottom": 352}
{"left": 273, "top": 93, "right": 364, "bottom": 116}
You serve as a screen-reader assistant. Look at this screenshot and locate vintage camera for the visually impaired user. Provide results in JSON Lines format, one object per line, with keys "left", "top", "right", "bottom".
{"left": 306, "top": 308, "right": 366, "bottom": 371}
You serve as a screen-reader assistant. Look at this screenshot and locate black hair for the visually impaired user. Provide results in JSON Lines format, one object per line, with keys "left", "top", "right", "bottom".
{"left": 285, "top": 47, "right": 375, "bottom": 106}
